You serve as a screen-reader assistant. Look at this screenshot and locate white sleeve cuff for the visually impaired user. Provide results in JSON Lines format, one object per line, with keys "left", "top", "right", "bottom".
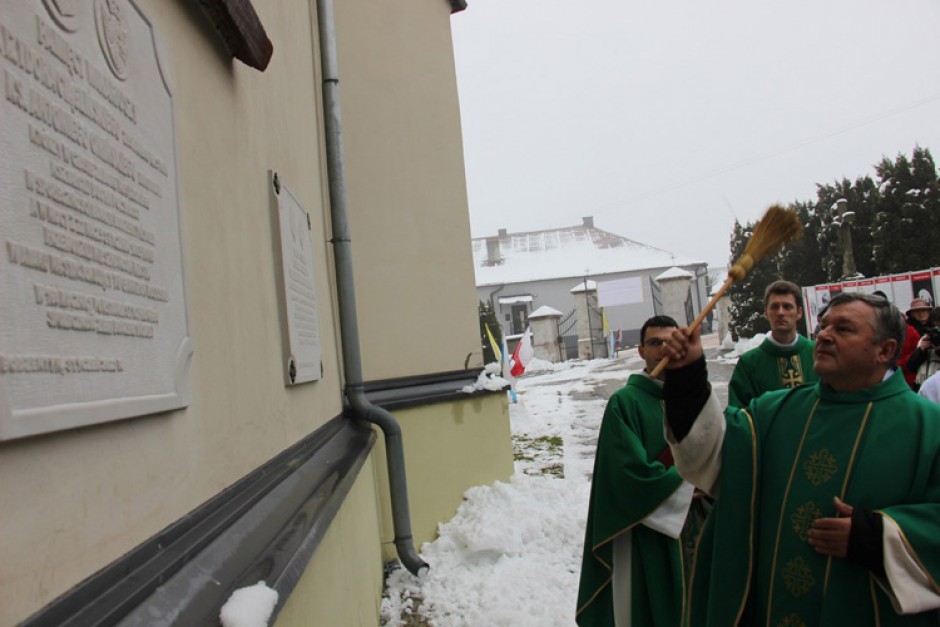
{"left": 877, "top": 514, "right": 940, "bottom": 614}
{"left": 641, "top": 481, "right": 695, "bottom": 539}
{"left": 665, "top": 392, "right": 725, "bottom": 496}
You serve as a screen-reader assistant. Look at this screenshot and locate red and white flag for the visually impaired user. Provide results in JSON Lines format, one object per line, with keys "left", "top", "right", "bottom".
{"left": 509, "top": 327, "right": 534, "bottom": 377}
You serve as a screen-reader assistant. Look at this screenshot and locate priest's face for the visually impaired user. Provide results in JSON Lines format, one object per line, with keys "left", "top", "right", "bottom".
{"left": 813, "top": 301, "right": 896, "bottom": 391}
{"left": 765, "top": 293, "right": 802, "bottom": 342}
{"left": 639, "top": 326, "right": 676, "bottom": 379}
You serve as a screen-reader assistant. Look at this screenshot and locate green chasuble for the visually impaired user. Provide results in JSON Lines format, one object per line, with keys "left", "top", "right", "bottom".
{"left": 728, "top": 336, "right": 817, "bottom": 409}
{"left": 577, "top": 374, "right": 687, "bottom": 627}
{"left": 688, "top": 370, "right": 940, "bottom": 627}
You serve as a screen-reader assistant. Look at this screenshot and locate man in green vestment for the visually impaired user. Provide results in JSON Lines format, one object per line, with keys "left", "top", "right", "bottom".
{"left": 661, "top": 292, "right": 940, "bottom": 626}
{"left": 728, "top": 280, "right": 817, "bottom": 408}
{"left": 577, "top": 315, "right": 694, "bottom": 627}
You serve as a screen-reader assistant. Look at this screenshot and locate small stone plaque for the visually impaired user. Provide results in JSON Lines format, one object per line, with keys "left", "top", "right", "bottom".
{"left": 271, "top": 173, "right": 322, "bottom": 385}
{"left": 0, "top": 1, "right": 191, "bottom": 439}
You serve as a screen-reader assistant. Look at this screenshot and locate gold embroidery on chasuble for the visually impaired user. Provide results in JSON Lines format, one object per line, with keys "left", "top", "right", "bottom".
{"left": 778, "top": 355, "right": 806, "bottom": 389}
{"left": 803, "top": 449, "right": 838, "bottom": 486}
{"left": 766, "top": 402, "right": 870, "bottom": 626}
{"left": 777, "top": 613, "right": 807, "bottom": 627}
{"left": 790, "top": 501, "right": 822, "bottom": 541}
{"left": 781, "top": 557, "right": 815, "bottom": 596}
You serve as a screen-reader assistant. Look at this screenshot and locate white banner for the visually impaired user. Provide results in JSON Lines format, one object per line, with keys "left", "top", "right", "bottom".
{"left": 597, "top": 277, "right": 644, "bottom": 307}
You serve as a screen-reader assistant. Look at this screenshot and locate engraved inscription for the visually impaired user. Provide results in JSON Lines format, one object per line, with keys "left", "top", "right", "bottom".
{"left": 274, "top": 177, "right": 322, "bottom": 385}
{"left": 0, "top": 354, "right": 123, "bottom": 374}
{"left": 0, "top": 2, "right": 190, "bottom": 439}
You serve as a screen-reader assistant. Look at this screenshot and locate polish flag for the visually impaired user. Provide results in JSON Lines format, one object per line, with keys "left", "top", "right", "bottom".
{"left": 509, "top": 327, "right": 534, "bottom": 377}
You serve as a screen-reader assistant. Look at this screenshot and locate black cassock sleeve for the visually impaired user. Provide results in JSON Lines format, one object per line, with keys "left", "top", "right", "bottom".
{"left": 663, "top": 356, "right": 710, "bottom": 442}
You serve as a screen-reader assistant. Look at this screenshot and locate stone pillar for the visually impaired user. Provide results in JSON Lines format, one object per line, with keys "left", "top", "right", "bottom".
{"left": 717, "top": 293, "right": 732, "bottom": 345}
{"left": 570, "top": 280, "right": 600, "bottom": 360}
{"left": 654, "top": 267, "right": 694, "bottom": 325}
{"left": 528, "top": 306, "right": 563, "bottom": 363}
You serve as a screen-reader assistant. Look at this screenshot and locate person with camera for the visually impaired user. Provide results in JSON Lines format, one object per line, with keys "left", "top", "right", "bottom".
{"left": 899, "top": 298, "right": 933, "bottom": 389}
{"left": 905, "top": 306, "right": 940, "bottom": 391}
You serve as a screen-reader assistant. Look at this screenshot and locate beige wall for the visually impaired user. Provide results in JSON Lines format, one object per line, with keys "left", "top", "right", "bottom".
{"left": 372, "top": 394, "right": 514, "bottom": 555}
{"left": 334, "top": 0, "right": 483, "bottom": 380}
{"left": 0, "top": 2, "right": 346, "bottom": 622}
{"left": 0, "top": 0, "right": 502, "bottom": 623}
{"left": 274, "top": 454, "right": 385, "bottom": 627}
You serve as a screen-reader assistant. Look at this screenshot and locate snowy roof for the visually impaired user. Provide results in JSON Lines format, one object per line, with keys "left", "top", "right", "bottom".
{"left": 529, "top": 305, "right": 563, "bottom": 318}
{"left": 655, "top": 266, "right": 694, "bottom": 281}
{"left": 473, "top": 220, "right": 705, "bottom": 287}
{"left": 570, "top": 279, "right": 597, "bottom": 293}
{"left": 498, "top": 295, "right": 533, "bottom": 304}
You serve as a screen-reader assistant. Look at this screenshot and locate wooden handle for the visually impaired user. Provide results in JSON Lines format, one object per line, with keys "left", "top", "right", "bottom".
{"left": 648, "top": 276, "right": 735, "bottom": 378}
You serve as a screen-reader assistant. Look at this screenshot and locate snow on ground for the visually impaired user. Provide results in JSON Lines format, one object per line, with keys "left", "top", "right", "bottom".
{"left": 715, "top": 332, "right": 765, "bottom": 363}
{"left": 381, "top": 337, "right": 730, "bottom": 626}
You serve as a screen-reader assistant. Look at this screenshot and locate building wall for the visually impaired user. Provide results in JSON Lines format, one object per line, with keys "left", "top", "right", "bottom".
{"left": 478, "top": 266, "right": 709, "bottom": 346}
{"left": 0, "top": 2, "right": 343, "bottom": 622}
{"left": 0, "top": 0, "right": 498, "bottom": 623}
{"left": 335, "top": 0, "right": 483, "bottom": 380}
{"left": 372, "top": 393, "right": 513, "bottom": 557}
{"left": 274, "top": 454, "right": 386, "bottom": 627}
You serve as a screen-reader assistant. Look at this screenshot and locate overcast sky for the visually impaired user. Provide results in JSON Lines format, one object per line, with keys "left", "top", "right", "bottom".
{"left": 450, "top": 0, "right": 940, "bottom": 268}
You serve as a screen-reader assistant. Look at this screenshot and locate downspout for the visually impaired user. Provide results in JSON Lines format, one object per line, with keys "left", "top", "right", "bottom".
{"left": 488, "top": 284, "right": 505, "bottom": 333}
{"left": 315, "top": 0, "right": 428, "bottom": 577}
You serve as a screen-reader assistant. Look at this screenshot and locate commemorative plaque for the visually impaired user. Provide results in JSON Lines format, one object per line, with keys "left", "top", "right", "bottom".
{"left": 0, "top": 1, "right": 191, "bottom": 439}
{"left": 271, "top": 173, "right": 322, "bottom": 385}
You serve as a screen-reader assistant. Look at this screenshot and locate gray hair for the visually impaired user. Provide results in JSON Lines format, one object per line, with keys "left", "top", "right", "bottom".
{"left": 825, "top": 292, "right": 906, "bottom": 367}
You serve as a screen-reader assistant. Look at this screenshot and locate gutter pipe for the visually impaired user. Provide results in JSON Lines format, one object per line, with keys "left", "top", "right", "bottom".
{"left": 314, "top": 0, "right": 428, "bottom": 577}
{"left": 488, "top": 284, "right": 505, "bottom": 313}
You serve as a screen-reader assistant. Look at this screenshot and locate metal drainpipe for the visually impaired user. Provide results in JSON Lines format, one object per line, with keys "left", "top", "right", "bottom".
{"left": 314, "top": 0, "right": 428, "bottom": 577}
{"left": 488, "top": 284, "right": 505, "bottom": 326}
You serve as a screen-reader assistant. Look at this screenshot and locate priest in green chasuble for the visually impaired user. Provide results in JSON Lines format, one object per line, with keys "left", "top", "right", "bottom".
{"left": 728, "top": 280, "right": 817, "bottom": 409}
{"left": 577, "top": 316, "right": 697, "bottom": 627}
{"left": 662, "top": 292, "right": 940, "bottom": 626}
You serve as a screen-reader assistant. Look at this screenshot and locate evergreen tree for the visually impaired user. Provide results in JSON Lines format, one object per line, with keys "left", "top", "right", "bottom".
{"left": 775, "top": 200, "right": 826, "bottom": 336}
{"left": 871, "top": 147, "right": 940, "bottom": 273}
{"left": 726, "top": 146, "right": 940, "bottom": 338}
{"left": 728, "top": 220, "right": 778, "bottom": 338}
{"left": 815, "top": 176, "right": 878, "bottom": 280}
{"left": 776, "top": 199, "right": 827, "bottom": 288}
{"left": 478, "top": 301, "right": 502, "bottom": 364}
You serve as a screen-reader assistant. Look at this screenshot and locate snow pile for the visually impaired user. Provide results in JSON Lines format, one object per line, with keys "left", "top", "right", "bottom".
{"left": 381, "top": 475, "right": 589, "bottom": 627}
{"left": 519, "top": 356, "right": 575, "bottom": 374}
{"left": 381, "top": 346, "right": 732, "bottom": 626}
{"left": 460, "top": 362, "right": 511, "bottom": 393}
{"left": 219, "top": 581, "right": 278, "bottom": 627}
{"left": 715, "top": 332, "right": 765, "bottom": 363}
{"left": 732, "top": 333, "right": 766, "bottom": 355}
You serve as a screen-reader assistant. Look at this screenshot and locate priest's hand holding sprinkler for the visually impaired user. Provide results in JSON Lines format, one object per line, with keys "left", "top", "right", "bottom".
{"left": 650, "top": 204, "right": 803, "bottom": 377}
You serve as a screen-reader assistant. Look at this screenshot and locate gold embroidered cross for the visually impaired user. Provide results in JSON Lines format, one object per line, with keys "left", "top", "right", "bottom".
{"left": 804, "top": 449, "right": 838, "bottom": 486}
{"left": 779, "top": 356, "right": 805, "bottom": 388}
{"left": 777, "top": 613, "right": 807, "bottom": 627}
{"left": 781, "top": 370, "right": 803, "bottom": 388}
{"left": 782, "top": 557, "right": 815, "bottom": 597}
{"left": 791, "top": 501, "right": 823, "bottom": 541}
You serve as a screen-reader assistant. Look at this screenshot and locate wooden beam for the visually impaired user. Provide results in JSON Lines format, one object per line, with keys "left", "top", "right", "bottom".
{"left": 197, "top": 0, "right": 274, "bottom": 71}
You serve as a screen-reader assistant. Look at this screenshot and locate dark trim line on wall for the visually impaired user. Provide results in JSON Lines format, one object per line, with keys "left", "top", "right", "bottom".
{"left": 364, "top": 368, "right": 507, "bottom": 411}
{"left": 22, "top": 368, "right": 502, "bottom": 626}
{"left": 22, "top": 416, "right": 374, "bottom": 627}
